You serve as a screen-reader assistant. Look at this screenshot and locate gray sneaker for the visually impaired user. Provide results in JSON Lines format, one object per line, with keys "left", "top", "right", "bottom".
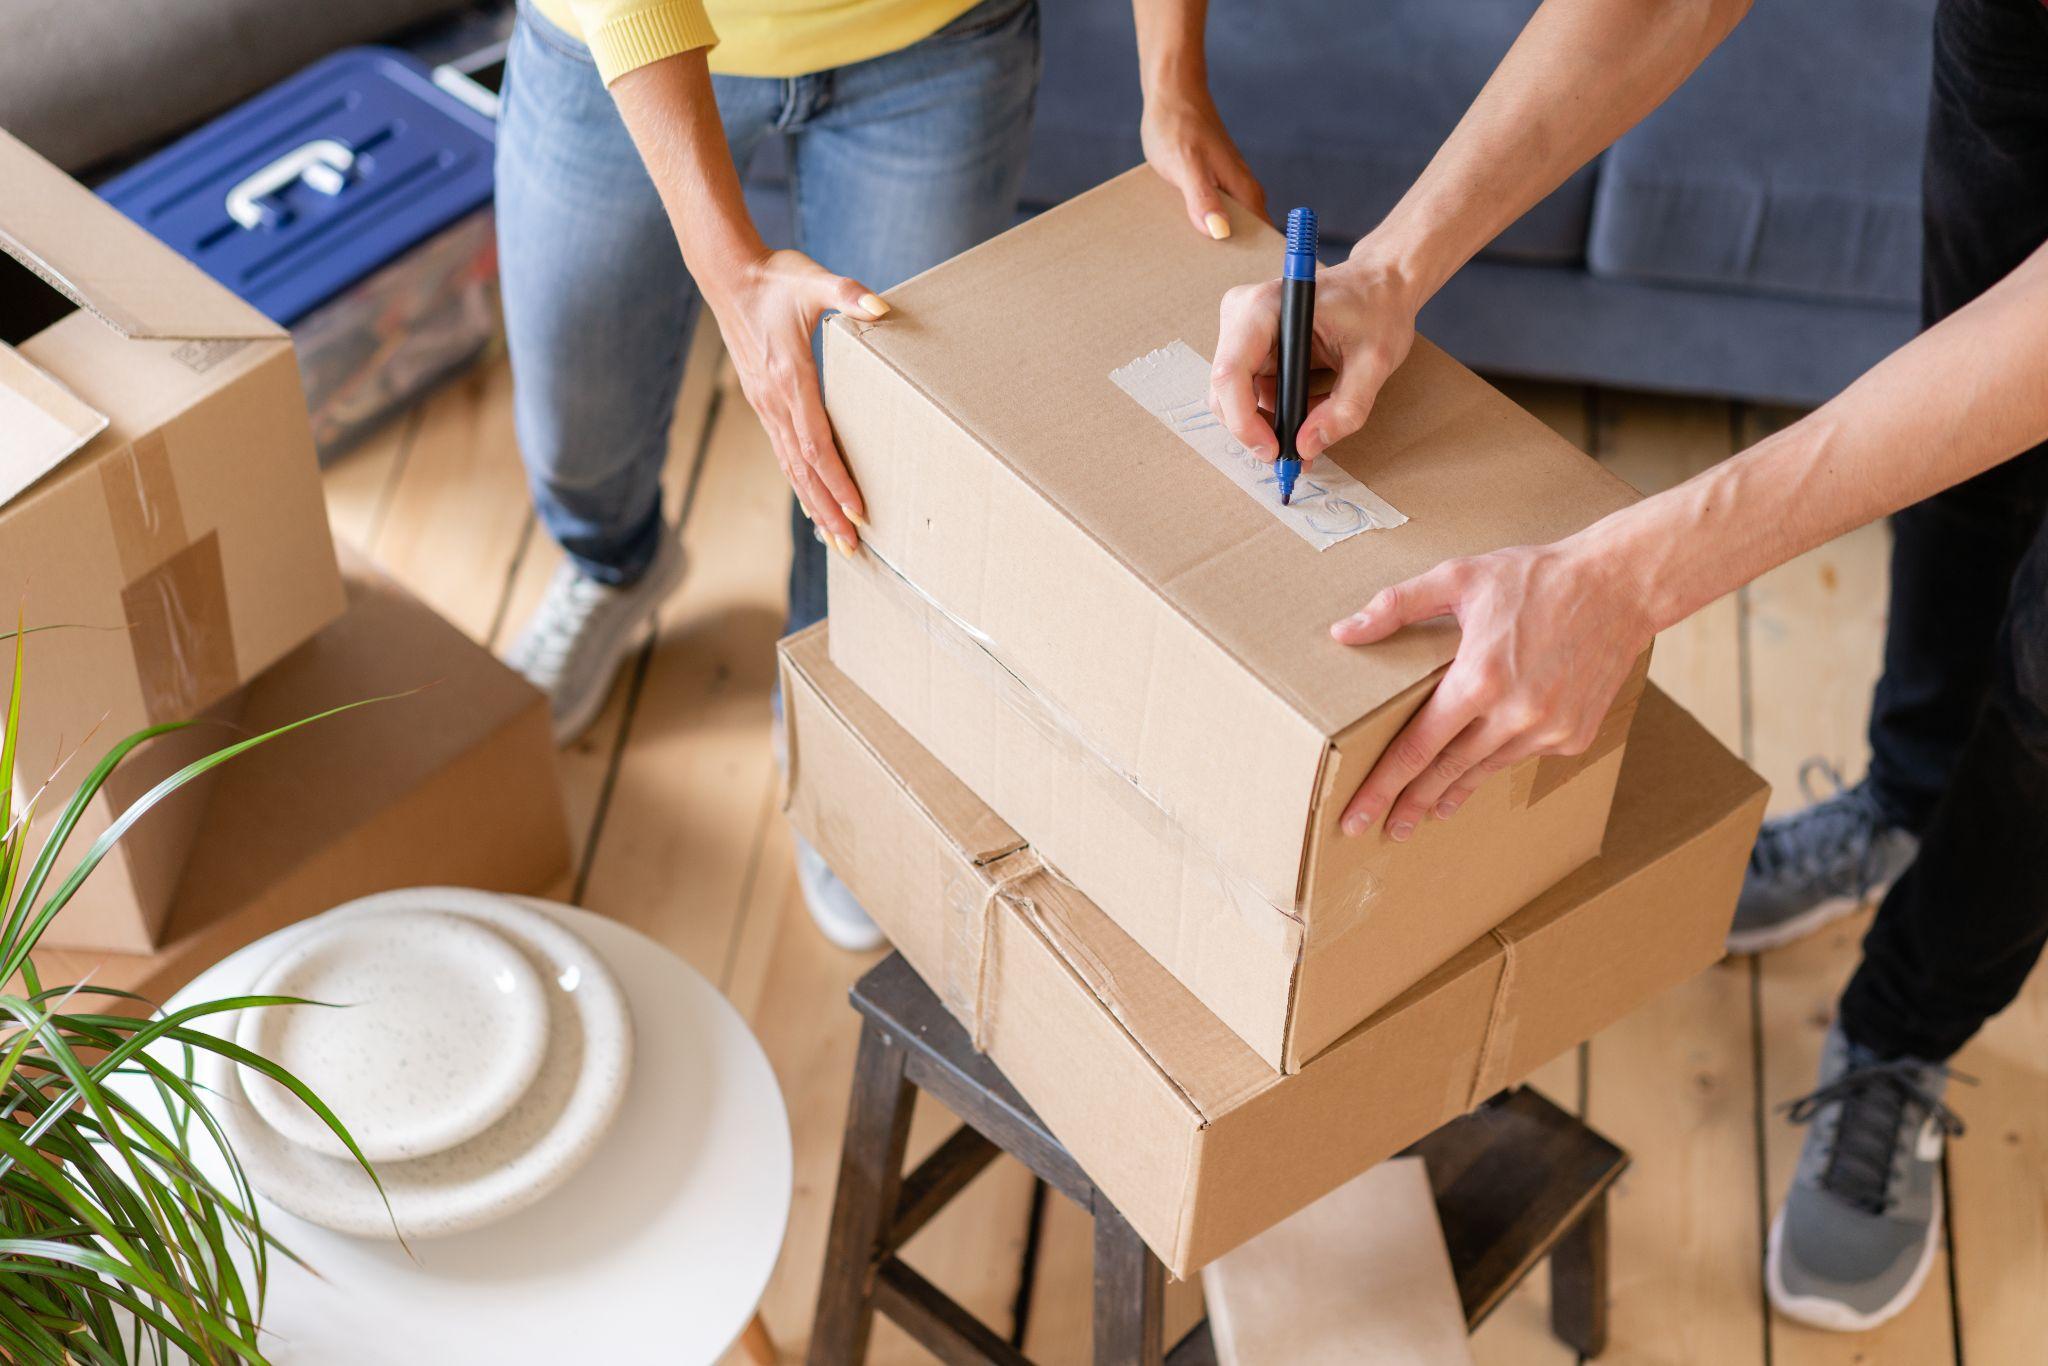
{"left": 1728, "top": 762, "right": 1919, "bottom": 954}
{"left": 504, "top": 530, "right": 686, "bottom": 745}
{"left": 1767, "top": 1026, "right": 1965, "bottom": 1332}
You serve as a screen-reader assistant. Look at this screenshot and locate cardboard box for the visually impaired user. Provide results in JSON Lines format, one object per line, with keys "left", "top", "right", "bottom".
{"left": 1201, "top": 1157, "right": 1475, "bottom": 1366}
{"left": 18, "top": 690, "right": 243, "bottom": 953}
{"left": 42, "top": 551, "right": 571, "bottom": 1002}
{"left": 781, "top": 626, "right": 1765, "bottom": 1275}
{"left": 1, "top": 129, "right": 346, "bottom": 949}
{"left": 830, "top": 546, "right": 1644, "bottom": 1070}
{"left": 822, "top": 168, "right": 1649, "bottom": 1069}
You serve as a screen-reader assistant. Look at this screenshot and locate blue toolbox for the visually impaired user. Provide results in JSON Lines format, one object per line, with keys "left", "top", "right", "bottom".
{"left": 98, "top": 45, "right": 502, "bottom": 460}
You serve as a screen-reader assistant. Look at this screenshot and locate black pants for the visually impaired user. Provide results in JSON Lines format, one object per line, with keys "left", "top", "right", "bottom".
{"left": 1838, "top": 0, "right": 2048, "bottom": 1062}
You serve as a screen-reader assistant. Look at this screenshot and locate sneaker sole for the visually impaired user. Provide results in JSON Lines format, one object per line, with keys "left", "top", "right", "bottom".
{"left": 1765, "top": 1183, "right": 1942, "bottom": 1334}
{"left": 1726, "top": 892, "right": 1877, "bottom": 956}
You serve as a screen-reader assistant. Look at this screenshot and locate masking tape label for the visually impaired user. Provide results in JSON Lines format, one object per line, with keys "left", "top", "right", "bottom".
{"left": 1109, "top": 340, "right": 1407, "bottom": 550}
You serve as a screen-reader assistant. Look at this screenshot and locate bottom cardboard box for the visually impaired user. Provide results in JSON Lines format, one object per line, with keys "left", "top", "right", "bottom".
{"left": 26, "top": 690, "right": 240, "bottom": 953}
{"left": 781, "top": 623, "right": 1766, "bottom": 1276}
{"left": 32, "top": 551, "right": 571, "bottom": 1003}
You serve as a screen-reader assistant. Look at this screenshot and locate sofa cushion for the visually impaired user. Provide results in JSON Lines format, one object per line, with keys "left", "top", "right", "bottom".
{"left": 1589, "top": 0, "right": 1931, "bottom": 308}
{"left": 0, "top": 0, "right": 472, "bottom": 173}
{"left": 1020, "top": 0, "right": 1595, "bottom": 265}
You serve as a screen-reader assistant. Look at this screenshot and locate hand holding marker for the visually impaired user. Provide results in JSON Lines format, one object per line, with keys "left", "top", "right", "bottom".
{"left": 1273, "top": 207, "right": 1318, "bottom": 506}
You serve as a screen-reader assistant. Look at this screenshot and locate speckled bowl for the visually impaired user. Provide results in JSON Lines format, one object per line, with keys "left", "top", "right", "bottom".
{"left": 211, "top": 889, "right": 635, "bottom": 1241}
{"left": 237, "top": 910, "right": 550, "bottom": 1163}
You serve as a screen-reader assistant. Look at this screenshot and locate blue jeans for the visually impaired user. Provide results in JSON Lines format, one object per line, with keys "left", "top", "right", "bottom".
{"left": 495, "top": 0, "right": 1040, "bottom": 632}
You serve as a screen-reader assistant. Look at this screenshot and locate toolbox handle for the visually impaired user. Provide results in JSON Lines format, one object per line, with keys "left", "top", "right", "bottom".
{"left": 225, "top": 139, "right": 356, "bottom": 229}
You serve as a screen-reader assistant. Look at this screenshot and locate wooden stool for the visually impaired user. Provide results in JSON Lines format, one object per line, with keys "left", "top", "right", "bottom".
{"left": 808, "top": 954, "right": 1627, "bottom": 1366}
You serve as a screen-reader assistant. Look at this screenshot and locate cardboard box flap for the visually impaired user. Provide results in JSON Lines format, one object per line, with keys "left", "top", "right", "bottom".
{"left": 1003, "top": 864, "right": 1281, "bottom": 1122}
{"left": 784, "top": 622, "right": 1026, "bottom": 867}
{"left": 0, "top": 340, "right": 106, "bottom": 508}
{"left": 0, "top": 130, "right": 281, "bottom": 343}
{"left": 831, "top": 168, "right": 1636, "bottom": 737}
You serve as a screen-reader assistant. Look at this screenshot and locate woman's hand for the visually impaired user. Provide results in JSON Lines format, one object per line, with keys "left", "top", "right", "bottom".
{"left": 1141, "top": 87, "right": 1266, "bottom": 238}
{"left": 1332, "top": 534, "right": 1656, "bottom": 841}
{"left": 1207, "top": 250, "right": 1422, "bottom": 462}
{"left": 705, "top": 249, "right": 890, "bottom": 554}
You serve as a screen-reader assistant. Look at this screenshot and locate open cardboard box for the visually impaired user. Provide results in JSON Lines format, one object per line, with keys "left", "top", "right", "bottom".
{"left": 782, "top": 625, "right": 1765, "bottom": 1275}
{"left": 0, "top": 127, "right": 345, "bottom": 949}
{"left": 822, "top": 168, "right": 1648, "bottom": 1069}
{"left": 32, "top": 551, "right": 571, "bottom": 1004}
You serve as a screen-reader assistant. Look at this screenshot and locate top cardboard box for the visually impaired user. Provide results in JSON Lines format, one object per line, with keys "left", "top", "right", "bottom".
{"left": 0, "top": 129, "right": 344, "bottom": 837}
{"left": 823, "top": 168, "right": 1646, "bottom": 1068}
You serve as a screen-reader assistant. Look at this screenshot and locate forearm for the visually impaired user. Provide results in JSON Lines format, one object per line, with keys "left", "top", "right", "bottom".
{"left": 608, "top": 50, "right": 765, "bottom": 304}
{"left": 1600, "top": 239, "right": 2048, "bottom": 630}
{"left": 1355, "top": 0, "right": 1749, "bottom": 304}
{"left": 1130, "top": 0, "right": 1208, "bottom": 102}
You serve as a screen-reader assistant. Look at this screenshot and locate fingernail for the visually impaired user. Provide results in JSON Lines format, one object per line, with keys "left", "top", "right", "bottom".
{"left": 842, "top": 503, "right": 869, "bottom": 529}
{"left": 857, "top": 293, "right": 890, "bottom": 319}
{"left": 1205, "top": 212, "right": 1231, "bottom": 241}
{"left": 1342, "top": 813, "right": 1368, "bottom": 837}
{"left": 833, "top": 535, "right": 858, "bottom": 558}
{"left": 1435, "top": 800, "right": 1459, "bottom": 820}
{"left": 1388, "top": 820, "right": 1414, "bottom": 843}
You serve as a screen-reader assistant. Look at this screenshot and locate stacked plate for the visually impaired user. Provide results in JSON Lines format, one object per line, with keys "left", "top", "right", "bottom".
{"left": 202, "top": 888, "right": 635, "bottom": 1240}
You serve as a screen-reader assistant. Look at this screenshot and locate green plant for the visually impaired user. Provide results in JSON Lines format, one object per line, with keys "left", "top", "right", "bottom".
{"left": 0, "top": 621, "right": 381, "bottom": 1364}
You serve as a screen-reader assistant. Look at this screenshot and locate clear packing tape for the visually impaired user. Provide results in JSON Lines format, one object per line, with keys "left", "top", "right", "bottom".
{"left": 99, "top": 427, "right": 237, "bottom": 724}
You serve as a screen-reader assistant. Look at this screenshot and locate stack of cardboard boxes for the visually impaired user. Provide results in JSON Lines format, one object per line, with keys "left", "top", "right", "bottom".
{"left": 782, "top": 170, "right": 1770, "bottom": 1276}
{"left": 0, "top": 129, "right": 567, "bottom": 988}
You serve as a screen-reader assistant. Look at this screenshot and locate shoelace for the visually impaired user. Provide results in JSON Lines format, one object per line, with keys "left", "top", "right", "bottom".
{"left": 1783, "top": 1058, "right": 1969, "bottom": 1215}
{"left": 1746, "top": 758, "right": 1894, "bottom": 897}
{"left": 523, "top": 570, "right": 619, "bottom": 674}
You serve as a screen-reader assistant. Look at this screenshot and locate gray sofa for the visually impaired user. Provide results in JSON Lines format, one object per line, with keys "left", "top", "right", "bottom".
{"left": 7, "top": 0, "right": 1931, "bottom": 408}
{"left": 1010, "top": 0, "right": 1932, "bottom": 408}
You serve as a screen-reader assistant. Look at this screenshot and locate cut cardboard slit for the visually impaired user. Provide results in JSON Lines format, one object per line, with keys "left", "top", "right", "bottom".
{"left": 1108, "top": 340, "right": 1406, "bottom": 549}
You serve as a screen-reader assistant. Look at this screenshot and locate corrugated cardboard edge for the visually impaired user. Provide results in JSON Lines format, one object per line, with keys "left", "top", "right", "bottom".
{"left": 0, "top": 128, "right": 283, "bottom": 342}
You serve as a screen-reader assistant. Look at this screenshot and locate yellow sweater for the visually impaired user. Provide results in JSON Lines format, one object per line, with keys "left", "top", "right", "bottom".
{"left": 530, "top": 0, "right": 984, "bottom": 84}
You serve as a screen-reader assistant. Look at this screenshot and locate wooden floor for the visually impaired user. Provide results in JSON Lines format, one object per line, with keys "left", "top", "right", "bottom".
{"left": 323, "top": 336, "right": 2048, "bottom": 1365}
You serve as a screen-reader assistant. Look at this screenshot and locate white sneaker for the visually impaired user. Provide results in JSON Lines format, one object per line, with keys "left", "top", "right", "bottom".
{"left": 504, "top": 530, "right": 685, "bottom": 745}
{"left": 794, "top": 835, "right": 885, "bottom": 952}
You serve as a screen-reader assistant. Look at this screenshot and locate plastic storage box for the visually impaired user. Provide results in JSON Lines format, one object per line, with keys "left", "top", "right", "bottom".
{"left": 98, "top": 46, "right": 499, "bottom": 459}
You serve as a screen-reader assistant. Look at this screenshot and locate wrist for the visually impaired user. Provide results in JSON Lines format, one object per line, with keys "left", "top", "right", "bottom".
{"left": 1328, "top": 246, "right": 1427, "bottom": 324}
{"left": 1568, "top": 499, "right": 1703, "bottom": 638}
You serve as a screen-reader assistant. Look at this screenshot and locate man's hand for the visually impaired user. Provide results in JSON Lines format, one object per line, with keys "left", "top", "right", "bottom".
{"left": 1208, "top": 252, "right": 1421, "bottom": 462}
{"left": 1332, "top": 536, "right": 1655, "bottom": 841}
{"left": 705, "top": 249, "right": 889, "bottom": 554}
{"left": 1141, "top": 88, "right": 1266, "bottom": 238}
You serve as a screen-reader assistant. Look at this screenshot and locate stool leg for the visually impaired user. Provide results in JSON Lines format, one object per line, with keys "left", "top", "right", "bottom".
{"left": 1092, "top": 1196, "right": 1165, "bottom": 1366}
{"left": 739, "top": 1312, "right": 777, "bottom": 1365}
{"left": 1549, "top": 1190, "right": 1610, "bottom": 1357}
{"left": 807, "top": 1023, "right": 917, "bottom": 1366}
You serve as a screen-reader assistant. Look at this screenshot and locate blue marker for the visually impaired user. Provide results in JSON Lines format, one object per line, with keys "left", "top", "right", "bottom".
{"left": 1274, "top": 206, "right": 1317, "bottom": 506}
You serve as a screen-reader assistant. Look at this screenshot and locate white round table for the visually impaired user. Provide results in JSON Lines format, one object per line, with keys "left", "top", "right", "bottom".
{"left": 149, "top": 898, "right": 792, "bottom": 1364}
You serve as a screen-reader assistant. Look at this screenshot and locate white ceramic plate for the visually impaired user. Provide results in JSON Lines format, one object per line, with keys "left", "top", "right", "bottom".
{"left": 207, "top": 889, "right": 634, "bottom": 1240}
{"left": 237, "top": 910, "right": 550, "bottom": 1162}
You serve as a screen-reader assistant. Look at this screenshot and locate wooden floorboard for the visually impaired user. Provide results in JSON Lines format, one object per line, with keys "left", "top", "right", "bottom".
{"left": 316, "top": 358, "right": 2035, "bottom": 1363}
{"left": 1575, "top": 390, "right": 1768, "bottom": 1366}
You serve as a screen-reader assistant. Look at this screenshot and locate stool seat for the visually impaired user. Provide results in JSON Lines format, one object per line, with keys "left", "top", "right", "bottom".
{"left": 810, "top": 953, "right": 1626, "bottom": 1365}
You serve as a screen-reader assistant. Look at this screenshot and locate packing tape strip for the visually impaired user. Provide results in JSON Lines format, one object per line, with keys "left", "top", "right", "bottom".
{"left": 1464, "top": 927, "right": 1522, "bottom": 1108}
{"left": 101, "top": 430, "right": 239, "bottom": 722}
{"left": 1108, "top": 340, "right": 1406, "bottom": 550}
{"left": 957, "top": 849, "right": 1049, "bottom": 1050}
